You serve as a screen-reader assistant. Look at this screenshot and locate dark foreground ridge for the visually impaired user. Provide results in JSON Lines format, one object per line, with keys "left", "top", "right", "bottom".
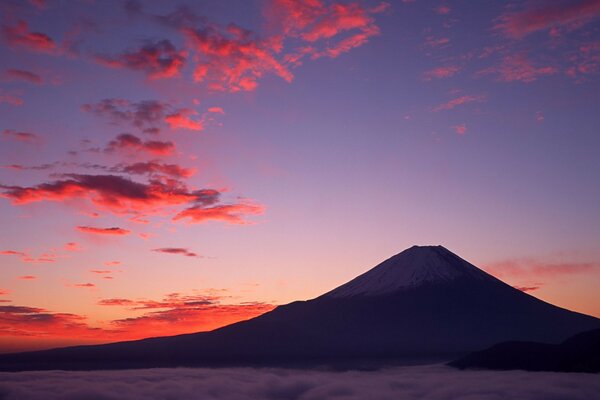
{"left": 1, "top": 245, "right": 599, "bottom": 371}
{"left": 449, "top": 328, "right": 600, "bottom": 373}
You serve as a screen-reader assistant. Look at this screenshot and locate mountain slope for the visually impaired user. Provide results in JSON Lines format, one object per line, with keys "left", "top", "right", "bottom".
{"left": 449, "top": 328, "right": 600, "bottom": 372}
{"left": 1, "top": 245, "right": 598, "bottom": 371}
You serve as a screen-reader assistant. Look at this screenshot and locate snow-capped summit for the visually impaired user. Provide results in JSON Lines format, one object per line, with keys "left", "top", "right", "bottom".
{"left": 324, "top": 245, "right": 491, "bottom": 298}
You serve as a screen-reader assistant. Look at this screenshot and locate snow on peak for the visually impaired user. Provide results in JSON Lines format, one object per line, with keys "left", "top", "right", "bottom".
{"left": 324, "top": 245, "right": 489, "bottom": 298}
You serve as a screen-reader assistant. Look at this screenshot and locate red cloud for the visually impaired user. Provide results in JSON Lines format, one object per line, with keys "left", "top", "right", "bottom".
{"left": 0, "top": 174, "right": 261, "bottom": 224}
{"left": 116, "top": 161, "right": 196, "bottom": 178}
{"left": 174, "top": 202, "right": 264, "bottom": 224}
{"left": 95, "top": 40, "right": 186, "bottom": 79}
{"left": 98, "top": 292, "right": 275, "bottom": 338}
{"left": 165, "top": 109, "right": 204, "bottom": 131}
{"left": 104, "top": 261, "right": 121, "bottom": 266}
{"left": 423, "top": 65, "right": 460, "bottom": 80}
{"left": 3, "top": 69, "right": 43, "bottom": 84}
{"left": 106, "top": 133, "right": 175, "bottom": 156}
{"left": 18, "top": 275, "right": 36, "bottom": 280}
{"left": 1, "top": 20, "right": 55, "bottom": 52}
{"left": 453, "top": 123, "right": 467, "bottom": 135}
{"left": 496, "top": 0, "right": 600, "bottom": 39}
{"left": 2, "top": 129, "right": 39, "bottom": 142}
{"left": 152, "top": 247, "right": 199, "bottom": 257}
{"left": 183, "top": 24, "right": 293, "bottom": 92}
{"left": 90, "top": 270, "right": 113, "bottom": 274}
{"left": 435, "top": 5, "right": 451, "bottom": 15}
{"left": 77, "top": 226, "right": 131, "bottom": 236}
{"left": 478, "top": 53, "right": 557, "bottom": 83}
{"left": 432, "top": 94, "right": 485, "bottom": 112}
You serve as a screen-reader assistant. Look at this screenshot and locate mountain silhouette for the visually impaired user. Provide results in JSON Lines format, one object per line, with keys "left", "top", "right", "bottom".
{"left": 1, "top": 245, "right": 598, "bottom": 371}
{"left": 449, "top": 328, "right": 600, "bottom": 372}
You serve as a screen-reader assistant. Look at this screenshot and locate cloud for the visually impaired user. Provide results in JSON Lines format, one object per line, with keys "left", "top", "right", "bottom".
{"left": 496, "top": 0, "right": 600, "bottom": 39}
{"left": 183, "top": 24, "right": 293, "bottom": 92}
{"left": 1, "top": 20, "right": 55, "bottom": 53}
{"left": 95, "top": 39, "right": 186, "bottom": 79}
{"left": 422, "top": 65, "right": 459, "bottom": 80}
{"left": 478, "top": 53, "right": 557, "bottom": 82}
{"left": 64, "top": 242, "right": 80, "bottom": 251}
{"left": 104, "top": 261, "right": 121, "bottom": 267}
{"left": 76, "top": 226, "right": 131, "bottom": 236}
{"left": 453, "top": 123, "right": 467, "bottom": 135}
{"left": 484, "top": 258, "right": 598, "bottom": 292}
{"left": 114, "top": 161, "right": 196, "bottom": 178}
{"left": 105, "top": 133, "right": 175, "bottom": 156}
{"left": 17, "top": 276, "right": 36, "bottom": 280}
{"left": 435, "top": 5, "right": 451, "bottom": 15}
{"left": 0, "top": 365, "right": 598, "bottom": 400}
{"left": 208, "top": 106, "right": 225, "bottom": 114}
{"left": 0, "top": 250, "right": 55, "bottom": 263}
{"left": 432, "top": 95, "right": 485, "bottom": 112}
{"left": 152, "top": 247, "right": 199, "bottom": 257}
{"left": 174, "top": 202, "right": 264, "bottom": 224}
{"left": 72, "top": 283, "right": 95, "bottom": 288}
{"left": 424, "top": 36, "right": 450, "bottom": 48}
{"left": 3, "top": 69, "right": 43, "bottom": 84}
{"left": 82, "top": 99, "right": 168, "bottom": 131}
{"left": 98, "top": 292, "right": 274, "bottom": 338}
{"left": 1, "top": 174, "right": 262, "bottom": 224}
{"left": 1, "top": 129, "right": 39, "bottom": 143}
{"left": 514, "top": 285, "right": 540, "bottom": 293}
{"left": 89, "top": 270, "right": 114, "bottom": 274}
{"left": 164, "top": 108, "right": 204, "bottom": 131}
{"left": 0, "top": 92, "right": 23, "bottom": 106}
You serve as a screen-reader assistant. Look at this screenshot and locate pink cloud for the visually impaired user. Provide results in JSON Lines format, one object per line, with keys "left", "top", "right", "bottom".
{"left": 1, "top": 129, "right": 39, "bottom": 142}
{"left": 423, "top": 65, "right": 460, "bottom": 80}
{"left": 208, "top": 107, "right": 225, "bottom": 114}
{"left": 3, "top": 69, "right": 43, "bottom": 84}
{"left": 105, "top": 133, "right": 175, "bottom": 156}
{"left": 95, "top": 40, "right": 186, "bottom": 79}
{"left": 497, "top": 0, "right": 600, "bottom": 39}
{"left": 152, "top": 247, "right": 199, "bottom": 257}
{"left": 432, "top": 94, "right": 485, "bottom": 112}
{"left": 18, "top": 275, "right": 37, "bottom": 280}
{"left": 453, "top": 123, "right": 467, "bottom": 135}
{"left": 165, "top": 109, "right": 204, "bottom": 131}
{"left": 1, "top": 20, "right": 55, "bottom": 53}
{"left": 479, "top": 53, "right": 557, "bottom": 82}
{"left": 435, "top": 5, "right": 451, "bottom": 15}
{"left": 485, "top": 258, "right": 599, "bottom": 280}
{"left": 174, "top": 202, "right": 264, "bottom": 225}
{"left": 0, "top": 92, "right": 24, "bottom": 106}
{"left": 76, "top": 226, "right": 131, "bottom": 236}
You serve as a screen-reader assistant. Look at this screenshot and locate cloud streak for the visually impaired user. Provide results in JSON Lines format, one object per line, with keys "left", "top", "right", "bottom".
{"left": 76, "top": 226, "right": 131, "bottom": 236}
{"left": 152, "top": 248, "right": 199, "bottom": 257}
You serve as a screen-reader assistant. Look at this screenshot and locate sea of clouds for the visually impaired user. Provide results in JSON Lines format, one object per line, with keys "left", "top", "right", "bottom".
{"left": 0, "top": 364, "right": 598, "bottom": 400}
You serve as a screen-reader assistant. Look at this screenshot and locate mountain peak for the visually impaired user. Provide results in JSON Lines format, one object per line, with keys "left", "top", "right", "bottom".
{"left": 324, "top": 245, "right": 490, "bottom": 298}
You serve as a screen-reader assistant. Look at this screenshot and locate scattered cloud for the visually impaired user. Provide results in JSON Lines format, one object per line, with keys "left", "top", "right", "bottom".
{"left": 496, "top": 0, "right": 600, "bottom": 39}
{"left": 165, "top": 108, "right": 204, "bottom": 131}
{"left": 0, "top": 174, "right": 262, "bottom": 225}
{"left": 3, "top": 69, "right": 43, "bottom": 84}
{"left": 423, "top": 65, "right": 459, "bottom": 80}
{"left": 432, "top": 95, "right": 485, "bottom": 112}
{"left": 105, "top": 133, "right": 175, "bottom": 156}
{"left": 95, "top": 39, "right": 186, "bottom": 79}
{"left": 478, "top": 53, "right": 557, "bottom": 82}
{"left": 1, "top": 20, "right": 55, "bottom": 53}
{"left": 82, "top": 99, "right": 168, "bottom": 131}
{"left": 453, "top": 123, "right": 467, "bottom": 135}
{"left": 64, "top": 242, "right": 80, "bottom": 251}
{"left": 174, "top": 202, "right": 265, "bottom": 225}
{"left": 208, "top": 107, "right": 225, "bottom": 114}
{"left": 514, "top": 285, "right": 540, "bottom": 293}
{"left": 0, "top": 250, "right": 56, "bottom": 263}
{"left": 18, "top": 275, "right": 36, "bottom": 280}
{"left": 152, "top": 247, "right": 199, "bottom": 258}
{"left": 0, "top": 92, "right": 24, "bottom": 106}
{"left": 114, "top": 161, "right": 196, "bottom": 178}
{"left": 435, "top": 5, "right": 451, "bottom": 15}
{"left": 76, "top": 226, "right": 131, "bottom": 236}
{"left": 72, "top": 283, "right": 96, "bottom": 288}
{"left": 1, "top": 129, "right": 39, "bottom": 143}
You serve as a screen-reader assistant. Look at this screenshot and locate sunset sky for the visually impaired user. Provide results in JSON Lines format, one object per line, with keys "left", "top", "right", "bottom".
{"left": 1, "top": 0, "right": 599, "bottom": 353}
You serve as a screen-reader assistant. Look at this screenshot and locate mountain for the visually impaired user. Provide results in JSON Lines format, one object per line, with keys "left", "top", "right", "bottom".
{"left": 1, "top": 245, "right": 598, "bottom": 371}
{"left": 449, "top": 328, "right": 600, "bottom": 372}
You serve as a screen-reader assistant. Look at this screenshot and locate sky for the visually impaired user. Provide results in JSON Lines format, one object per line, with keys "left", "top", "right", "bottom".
{"left": 0, "top": 0, "right": 599, "bottom": 353}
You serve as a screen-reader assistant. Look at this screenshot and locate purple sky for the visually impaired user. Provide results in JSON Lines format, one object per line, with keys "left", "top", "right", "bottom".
{"left": 1, "top": 0, "right": 599, "bottom": 351}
